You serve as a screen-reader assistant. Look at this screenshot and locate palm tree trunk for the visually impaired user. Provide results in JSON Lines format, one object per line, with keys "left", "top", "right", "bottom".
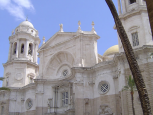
{"left": 105, "top": 0, "right": 152, "bottom": 114}
{"left": 131, "top": 92, "right": 135, "bottom": 115}
{"left": 145, "top": 0, "right": 153, "bottom": 37}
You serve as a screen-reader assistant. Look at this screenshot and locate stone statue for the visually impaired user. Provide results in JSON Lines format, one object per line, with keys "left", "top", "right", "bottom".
{"left": 12, "top": 29, "right": 14, "bottom": 35}
{"left": 77, "top": 21, "right": 82, "bottom": 33}
{"left": 43, "top": 37, "right": 45, "bottom": 44}
{"left": 59, "top": 24, "right": 63, "bottom": 32}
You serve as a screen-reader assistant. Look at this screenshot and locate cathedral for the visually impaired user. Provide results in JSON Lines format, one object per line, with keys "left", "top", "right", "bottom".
{"left": 0, "top": 0, "right": 153, "bottom": 115}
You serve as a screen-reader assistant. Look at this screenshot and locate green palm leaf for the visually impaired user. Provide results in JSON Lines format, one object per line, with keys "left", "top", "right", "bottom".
{"left": 0, "top": 87, "right": 10, "bottom": 90}
{"left": 0, "top": 77, "right": 10, "bottom": 91}
{"left": 0, "top": 77, "right": 5, "bottom": 81}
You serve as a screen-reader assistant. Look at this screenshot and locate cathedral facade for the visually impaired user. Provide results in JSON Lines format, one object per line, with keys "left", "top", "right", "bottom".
{"left": 0, "top": 0, "right": 153, "bottom": 115}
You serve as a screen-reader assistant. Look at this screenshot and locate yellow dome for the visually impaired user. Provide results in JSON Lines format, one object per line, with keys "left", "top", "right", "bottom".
{"left": 103, "top": 45, "right": 119, "bottom": 56}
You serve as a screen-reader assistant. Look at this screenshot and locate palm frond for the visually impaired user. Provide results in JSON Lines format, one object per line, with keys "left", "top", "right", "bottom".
{"left": 0, "top": 77, "right": 5, "bottom": 81}
{"left": 0, "top": 87, "right": 10, "bottom": 90}
{"left": 122, "top": 86, "right": 130, "bottom": 91}
{"left": 123, "top": 75, "right": 136, "bottom": 91}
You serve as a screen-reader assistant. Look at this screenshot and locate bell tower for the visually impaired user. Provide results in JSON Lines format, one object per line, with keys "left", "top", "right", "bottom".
{"left": 117, "top": 0, "right": 152, "bottom": 52}
{"left": 3, "top": 20, "right": 40, "bottom": 87}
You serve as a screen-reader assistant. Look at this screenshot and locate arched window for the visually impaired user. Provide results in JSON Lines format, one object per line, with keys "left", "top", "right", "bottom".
{"left": 129, "top": 0, "right": 136, "bottom": 4}
{"left": 21, "top": 44, "right": 24, "bottom": 53}
{"left": 28, "top": 43, "right": 33, "bottom": 55}
{"left": 13, "top": 42, "right": 17, "bottom": 54}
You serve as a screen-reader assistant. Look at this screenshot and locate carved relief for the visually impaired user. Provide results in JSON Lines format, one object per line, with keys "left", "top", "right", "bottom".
{"left": 98, "top": 104, "right": 113, "bottom": 115}
{"left": 15, "top": 73, "right": 23, "bottom": 81}
{"left": 84, "top": 98, "right": 89, "bottom": 104}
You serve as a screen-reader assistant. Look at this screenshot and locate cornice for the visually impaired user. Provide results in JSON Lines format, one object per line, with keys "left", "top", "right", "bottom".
{"left": 34, "top": 77, "right": 74, "bottom": 84}
{"left": 6, "top": 83, "right": 36, "bottom": 91}
{"left": 3, "top": 60, "right": 39, "bottom": 67}
{"left": 113, "top": 45, "right": 153, "bottom": 62}
{"left": 9, "top": 32, "right": 40, "bottom": 43}
{"left": 71, "top": 60, "right": 116, "bottom": 73}
{"left": 119, "top": 7, "right": 147, "bottom": 20}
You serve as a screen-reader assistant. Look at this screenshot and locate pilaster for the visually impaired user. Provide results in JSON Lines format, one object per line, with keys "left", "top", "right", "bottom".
{"left": 118, "top": 0, "right": 122, "bottom": 15}
{"left": 16, "top": 40, "right": 19, "bottom": 58}
{"left": 8, "top": 42, "right": 12, "bottom": 61}
{"left": 25, "top": 40, "right": 29, "bottom": 58}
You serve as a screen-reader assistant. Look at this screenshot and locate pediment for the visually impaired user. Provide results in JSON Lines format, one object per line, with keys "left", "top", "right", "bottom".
{"left": 38, "top": 32, "right": 77, "bottom": 52}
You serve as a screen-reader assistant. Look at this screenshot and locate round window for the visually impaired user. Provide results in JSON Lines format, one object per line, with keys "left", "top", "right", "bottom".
{"left": 98, "top": 81, "right": 110, "bottom": 95}
{"left": 63, "top": 70, "right": 68, "bottom": 77}
{"left": 26, "top": 99, "right": 33, "bottom": 110}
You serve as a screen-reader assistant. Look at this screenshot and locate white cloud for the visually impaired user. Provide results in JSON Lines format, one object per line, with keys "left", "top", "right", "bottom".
{"left": 0, "top": 0, "right": 34, "bottom": 20}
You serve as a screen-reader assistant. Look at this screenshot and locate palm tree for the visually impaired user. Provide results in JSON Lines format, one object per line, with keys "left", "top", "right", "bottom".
{"left": 145, "top": 0, "right": 153, "bottom": 37}
{"left": 0, "top": 77, "right": 10, "bottom": 90}
{"left": 123, "top": 75, "right": 136, "bottom": 115}
{"left": 105, "top": 0, "right": 152, "bottom": 114}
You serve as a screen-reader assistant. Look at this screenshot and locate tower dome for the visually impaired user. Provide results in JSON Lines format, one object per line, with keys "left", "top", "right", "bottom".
{"left": 19, "top": 20, "right": 34, "bottom": 28}
{"left": 103, "top": 45, "right": 119, "bottom": 56}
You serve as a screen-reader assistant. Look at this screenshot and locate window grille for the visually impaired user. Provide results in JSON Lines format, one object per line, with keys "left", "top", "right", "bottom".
{"left": 62, "top": 92, "right": 68, "bottom": 106}
{"left": 132, "top": 32, "right": 139, "bottom": 47}
{"left": 100, "top": 83, "right": 109, "bottom": 93}
{"left": 26, "top": 99, "right": 33, "bottom": 110}
{"left": 63, "top": 70, "right": 68, "bottom": 77}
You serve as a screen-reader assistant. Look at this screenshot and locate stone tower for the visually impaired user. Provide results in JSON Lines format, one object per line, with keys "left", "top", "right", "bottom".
{"left": 117, "top": 0, "right": 152, "bottom": 52}
{"left": 3, "top": 20, "right": 40, "bottom": 87}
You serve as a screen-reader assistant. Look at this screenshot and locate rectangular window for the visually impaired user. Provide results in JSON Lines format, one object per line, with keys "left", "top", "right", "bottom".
{"left": 1, "top": 106, "right": 4, "bottom": 115}
{"left": 132, "top": 32, "right": 139, "bottom": 47}
{"left": 62, "top": 92, "right": 68, "bottom": 106}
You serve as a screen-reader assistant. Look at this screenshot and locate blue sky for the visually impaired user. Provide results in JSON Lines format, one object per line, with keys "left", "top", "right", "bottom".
{"left": 0, "top": 0, "right": 118, "bottom": 86}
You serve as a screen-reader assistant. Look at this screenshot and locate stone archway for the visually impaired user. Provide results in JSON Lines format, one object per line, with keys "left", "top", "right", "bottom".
{"left": 45, "top": 51, "right": 75, "bottom": 79}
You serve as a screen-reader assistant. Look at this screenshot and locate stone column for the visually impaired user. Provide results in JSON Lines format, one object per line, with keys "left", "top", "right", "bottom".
{"left": 121, "top": 0, "right": 126, "bottom": 14}
{"left": 24, "top": 40, "right": 28, "bottom": 58}
{"left": 35, "top": 43, "right": 38, "bottom": 64}
{"left": 32, "top": 43, "right": 34, "bottom": 62}
{"left": 8, "top": 42, "right": 12, "bottom": 61}
{"left": 118, "top": 0, "right": 122, "bottom": 15}
{"left": 25, "top": 41, "right": 29, "bottom": 58}
{"left": 33, "top": 44, "right": 36, "bottom": 63}
{"left": 16, "top": 40, "right": 19, "bottom": 58}
{"left": 138, "top": 0, "right": 143, "bottom": 5}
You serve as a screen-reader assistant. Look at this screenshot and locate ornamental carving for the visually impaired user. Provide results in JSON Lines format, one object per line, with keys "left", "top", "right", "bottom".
{"left": 15, "top": 73, "right": 23, "bottom": 81}
{"left": 98, "top": 104, "right": 113, "bottom": 115}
